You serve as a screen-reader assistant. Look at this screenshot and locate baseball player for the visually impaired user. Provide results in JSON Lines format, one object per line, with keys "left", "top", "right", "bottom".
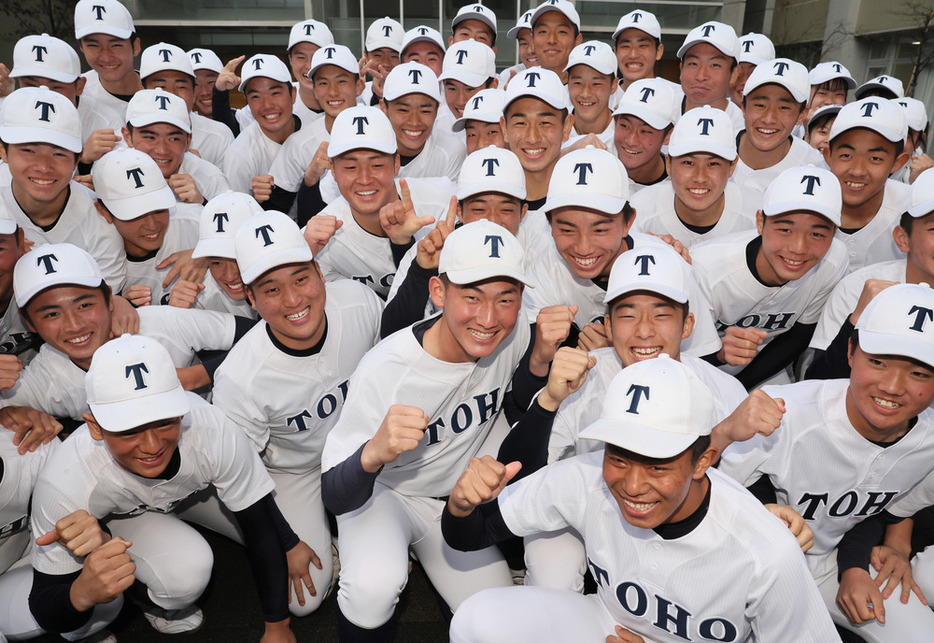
{"left": 284, "top": 19, "right": 335, "bottom": 125}
{"left": 211, "top": 210, "right": 382, "bottom": 616}
{"left": 804, "top": 103, "right": 842, "bottom": 155}
{"left": 497, "top": 11, "right": 537, "bottom": 86}
{"left": 892, "top": 96, "right": 933, "bottom": 184}
{"left": 630, "top": 105, "right": 754, "bottom": 247}
{"left": 732, "top": 58, "right": 824, "bottom": 212}
{"left": 0, "top": 87, "right": 128, "bottom": 293}
{"left": 73, "top": 0, "right": 142, "bottom": 119}
{"left": 564, "top": 41, "right": 616, "bottom": 148}
{"left": 719, "top": 282, "right": 934, "bottom": 642}
{"left": 358, "top": 17, "right": 403, "bottom": 106}
{"left": 438, "top": 39, "right": 498, "bottom": 124}
{"left": 443, "top": 356, "right": 839, "bottom": 643}
{"left": 611, "top": 78, "right": 679, "bottom": 194}
{"left": 823, "top": 97, "right": 911, "bottom": 273}
{"left": 691, "top": 165, "right": 848, "bottom": 388}
{"left": 169, "top": 190, "right": 263, "bottom": 317}
{"left": 28, "top": 334, "right": 297, "bottom": 639}
{"left": 855, "top": 75, "right": 905, "bottom": 100}
{"left": 450, "top": 4, "right": 497, "bottom": 49}
{"left": 730, "top": 32, "right": 775, "bottom": 106}
{"left": 678, "top": 21, "right": 745, "bottom": 131}
{"left": 611, "top": 10, "right": 680, "bottom": 102}
{"left": 400, "top": 26, "right": 445, "bottom": 77}
{"left": 305, "top": 105, "right": 455, "bottom": 299}
{"left": 188, "top": 47, "right": 224, "bottom": 118}
{"left": 91, "top": 148, "right": 201, "bottom": 307}
{"left": 138, "top": 42, "right": 234, "bottom": 173}
{"left": 320, "top": 220, "right": 569, "bottom": 640}
{"left": 793, "top": 61, "right": 855, "bottom": 139}
{"left": 0, "top": 207, "right": 37, "bottom": 365}
{"left": 453, "top": 88, "right": 506, "bottom": 155}
{"left": 529, "top": 0, "right": 582, "bottom": 83}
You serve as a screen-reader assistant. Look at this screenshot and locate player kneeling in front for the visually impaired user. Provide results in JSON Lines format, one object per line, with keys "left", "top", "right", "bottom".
{"left": 28, "top": 335, "right": 297, "bottom": 641}
{"left": 443, "top": 357, "right": 839, "bottom": 643}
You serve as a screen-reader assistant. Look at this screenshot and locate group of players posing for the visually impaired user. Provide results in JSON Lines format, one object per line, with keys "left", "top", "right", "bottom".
{"left": 1, "top": 0, "right": 934, "bottom": 641}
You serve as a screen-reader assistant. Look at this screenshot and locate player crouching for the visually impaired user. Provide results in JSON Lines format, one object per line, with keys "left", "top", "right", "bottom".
{"left": 443, "top": 356, "right": 839, "bottom": 642}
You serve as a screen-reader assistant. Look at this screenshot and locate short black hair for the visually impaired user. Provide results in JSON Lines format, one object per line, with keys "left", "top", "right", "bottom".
{"left": 814, "top": 78, "right": 849, "bottom": 95}
{"left": 807, "top": 111, "right": 838, "bottom": 136}
{"left": 606, "top": 291, "right": 690, "bottom": 322}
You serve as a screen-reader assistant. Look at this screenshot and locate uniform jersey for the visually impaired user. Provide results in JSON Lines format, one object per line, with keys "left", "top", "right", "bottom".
{"left": 565, "top": 119, "right": 615, "bottom": 151}
{"left": 809, "top": 258, "right": 906, "bottom": 351}
{"left": 79, "top": 70, "right": 131, "bottom": 122}
{"left": 1, "top": 306, "right": 235, "bottom": 421}
{"left": 124, "top": 205, "right": 201, "bottom": 305}
{"left": 733, "top": 138, "right": 825, "bottom": 213}
{"left": 398, "top": 126, "right": 467, "bottom": 183}
{"left": 190, "top": 111, "right": 234, "bottom": 172}
{"left": 213, "top": 280, "right": 382, "bottom": 474}
{"left": 497, "top": 455, "right": 837, "bottom": 642}
{"left": 191, "top": 271, "right": 258, "bottom": 319}
{"left": 234, "top": 85, "right": 324, "bottom": 130}
{"left": 629, "top": 180, "right": 755, "bottom": 248}
{"left": 223, "top": 121, "right": 285, "bottom": 194}
{"left": 0, "top": 183, "right": 127, "bottom": 291}
{"left": 521, "top": 232, "right": 722, "bottom": 357}
{"left": 322, "top": 317, "right": 531, "bottom": 497}
{"left": 691, "top": 230, "right": 849, "bottom": 375}
{"left": 548, "top": 349, "right": 746, "bottom": 463}
{"left": 0, "top": 301, "right": 38, "bottom": 363}
{"left": 314, "top": 177, "right": 455, "bottom": 298}
{"left": 178, "top": 153, "right": 230, "bottom": 202}
{"left": 76, "top": 93, "right": 124, "bottom": 143}
{"left": 267, "top": 114, "right": 329, "bottom": 193}
{"left": 719, "top": 378, "right": 934, "bottom": 578}
{"left": 30, "top": 396, "right": 274, "bottom": 576}
{"left": 836, "top": 179, "right": 908, "bottom": 274}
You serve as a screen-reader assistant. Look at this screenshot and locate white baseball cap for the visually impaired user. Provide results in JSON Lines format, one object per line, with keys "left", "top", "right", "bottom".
{"left": 74, "top": 0, "right": 135, "bottom": 40}
{"left": 855, "top": 283, "right": 934, "bottom": 369}
{"left": 453, "top": 88, "right": 505, "bottom": 131}
{"left": 11, "top": 34, "right": 80, "bottom": 83}
{"left": 896, "top": 97, "right": 929, "bottom": 132}
{"left": 0, "top": 203, "right": 16, "bottom": 236}
{"left": 457, "top": 146, "right": 526, "bottom": 201}
{"left": 743, "top": 58, "right": 809, "bottom": 103}
{"left": 14, "top": 243, "right": 104, "bottom": 309}
{"left": 565, "top": 41, "right": 616, "bottom": 76}
{"left": 613, "top": 78, "right": 679, "bottom": 130}
{"left": 126, "top": 88, "right": 191, "bottom": 133}
{"left": 438, "top": 220, "right": 532, "bottom": 287}
{"left": 613, "top": 9, "right": 661, "bottom": 42}
{"left": 238, "top": 54, "right": 292, "bottom": 93}
{"left": 855, "top": 75, "right": 905, "bottom": 100}
{"left": 907, "top": 168, "right": 934, "bottom": 218}
{"left": 507, "top": 10, "right": 534, "bottom": 40}
{"left": 236, "top": 210, "right": 314, "bottom": 285}
{"left": 677, "top": 21, "right": 739, "bottom": 61}
{"left": 809, "top": 61, "right": 856, "bottom": 89}
{"left": 308, "top": 44, "right": 360, "bottom": 79}
{"left": 193, "top": 191, "right": 263, "bottom": 259}
{"left": 92, "top": 149, "right": 176, "bottom": 221}
{"left": 140, "top": 43, "right": 194, "bottom": 81}
{"left": 366, "top": 17, "right": 404, "bottom": 53}
{"left": 829, "top": 97, "right": 908, "bottom": 145}
{"left": 762, "top": 166, "right": 842, "bottom": 226}
{"left": 383, "top": 62, "right": 441, "bottom": 103}
{"left": 667, "top": 106, "right": 736, "bottom": 161}
{"left": 503, "top": 68, "right": 569, "bottom": 112}
{"left": 452, "top": 4, "right": 497, "bottom": 35}
{"left": 439, "top": 40, "right": 496, "bottom": 87}
{"left": 86, "top": 334, "right": 190, "bottom": 433}
{"left": 737, "top": 33, "right": 775, "bottom": 66}
{"left": 402, "top": 26, "right": 446, "bottom": 56}
{"left": 531, "top": 0, "right": 581, "bottom": 31}
{"left": 0, "top": 86, "right": 82, "bottom": 153}
{"left": 543, "top": 147, "right": 630, "bottom": 215}
{"left": 579, "top": 355, "right": 714, "bottom": 459}
{"left": 188, "top": 48, "right": 223, "bottom": 74}
{"left": 604, "top": 245, "right": 689, "bottom": 305}
{"left": 288, "top": 19, "right": 334, "bottom": 50}
{"left": 807, "top": 103, "right": 843, "bottom": 129}
{"left": 327, "top": 105, "right": 397, "bottom": 158}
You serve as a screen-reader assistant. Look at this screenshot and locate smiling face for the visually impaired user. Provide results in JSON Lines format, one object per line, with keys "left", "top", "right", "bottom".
{"left": 614, "top": 115, "right": 666, "bottom": 177}
{"left": 23, "top": 285, "right": 113, "bottom": 370}
{"left": 427, "top": 276, "right": 522, "bottom": 363}
{"left": 17, "top": 75, "right": 84, "bottom": 105}
{"left": 896, "top": 213, "right": 934, "bottom": 285}
{"left": 402, "top": 42, "right": 444, "bottom": 77}
{"left": 501, "top": 97, "right": 572, "bottom": 176}
{"left": 312, "top": 65, "right": 364, "bottom": 124}
{"left": 88, "top": 416, "right": 182, "bottom": 478}
{"left": 464, "top": 119, "right": 505, "bottom": 154}
{"left": 615, "top": 28, "right": 662, "bottom": 84}
{"left": 742, "top": 84, "right": 804, "bottom": 155}
{"left": 248, "top": 262, "right": 327, "bottom": 351}
{"left": 667, "top": 152, "right": 735, "bottom": 222}
{"left": 108, "top": 209, "right": 171, "bottom": 257}
{"left": 825, "top": 128, "right": 907, "bottom": 213}
{"left": 244, "top": 77, "right": 296, "bottom": 143}
{"left": 288, "top": 42, "right": 321, "bottom": 94}
{"left": 606, "top": 292, "right": 693, "bottom": 366}
{"left": 384, "top": 94, "right": 438, "bottom": 156}
{"left": 603, "top": 442, "right": 714, "bottom": 529}
{"left": 143, "top": 70, "right": 196, "bottom": 112}
{"left": 444, "top": 79, "right": 486, "bottom": 120}
{"left": 193, "top": 69, "right": 219, "bottom": 116}
{"left": 679, "top": 43, "right": 735, "bottom": 108}
{"left": 331, "top": 150, "right": 400, "bottom": 222}
{"left": 516, "top": 29, "right": 539, "bottom": 69}
{"left": 79, "top": 34, "right": 140, "bottom": 84}
{"left": 209, "top": 257, "right": 247, "bottom": 301}
{"left": 806, "top": 117, "right": 835, "bottom": 155}
{"left": 567, "top": 65, "right": 613, "bottom": 130}
{"left": 366, "top": 47, "right": 401, "bottom": 72}
{"left": 5, "top": 143, "right": 78, "bottom": 214}
{"left": 460, "top": 193, "right": 526, "bottom": 235}
{"left": 846, "top": 343, "right": 934, "bottom": 443}
{"left": 451, "top": 19, "right": 496, "bottom": 48}
{"left": 755, "top": 210, "right": 835, "bottom": 286}
{"left": 123, "top": 123, "right": 189, "bottom": 178}
{"left": 550, "top": 207, "right": 630, "bottom": 280}
{"left": 532, "top": 11, "right": 581, "bottom": 74}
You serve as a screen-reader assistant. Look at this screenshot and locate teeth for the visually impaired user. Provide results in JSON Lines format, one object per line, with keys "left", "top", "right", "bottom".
{"left": 621, "top": 147, "right": 639, "bottom": 155}
{"left": 845, "top": 181, "right": 865, "bottom": 189}
{"left": 31, "top": 178, "right": 55, "bottom": 185}
{"left": 467, "top": 329, "right": 495, "bottom": 340}
{"left": 575, "top": 257, "right": 598, "bottom": 267}
{"left": 525, "top": 147, "right": 545, "bottom": 156}
{"left": 873, "top": 397, "right": 900, "bottom": 409}
{"left": 263, "top": 114, "right": 279, "bottom": 120}
{"left": 623, "top": 499, "right": 656, "bottom": 512}
{"left": 357, "top": 189, "right": 377, "bottom": 197}
{"left": 66, "top": 333, "right": 91, "bottom": 344}
{"left": 226, "top": 281, "right": 243, "bottom": 290}
{"left": 285, "top": 307, "right": 309, "bottom": 321}
{"left": 687, "top": 188, "right": 709, "bottom": 195}
{"left": 782, "top": 257, "right": 805, "bottom": 266}
{"left": 402, "top": 129, "right": 424, "bottom": 137}
{"left": 632, "top": 347, "right": 661, "bottom": 356}
{"left": 757, "top": 128, "right": 779, "bottom": 134}
{"left": 327, "top": 100, "right": 343, "bottom": 106}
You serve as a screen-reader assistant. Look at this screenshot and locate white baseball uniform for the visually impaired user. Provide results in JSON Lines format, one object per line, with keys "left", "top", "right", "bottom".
{"left": 719, "top": 379, "right": 934, "bottom": 641}
{"left": 0, "top": 183, "right": 127, "bottom": 292}
{"left": 123, "top": 204, "right": 201, "bottom": 305}
{"left": 76, "top": 93, "right": 124, "bottom": 143}
{"left": 836, "top": 179, "right": 908, "bottom": 274}
{"left": 397, "top": 126, "right": 467, "bottom": 183}
{"left": 178, "top": 152, "right": 230, "bottom": 202}
{"left": 189, "top": 272, "right": 258, "bottom": 319}
{"left": 80, "top": 70, "right": 131, "bottom": 122}
{"left": 0, "top": 301, "right": 38, "bottom": 364}
{"left": 733, "top": 136, "right": 825, "bottom": 213}
{"left": 564, "top": 120, "right": 615, "bottom": 151}
{"left": 267, "top": 114, "right": 330, "bottom": 194}
{"left": 190, "top": 111, "right": 234, "bottom": 172}
{"left": 448, "top": 457, "right": 838, "bottom": 643}
{"left": 630, "top": 180, "right": 756, "bottom": 248}
{"left": 223, "top": 120, "right": 286, "bottom": 194}
{"left": 886, "top": 471, "right": 934, "bottom": 601}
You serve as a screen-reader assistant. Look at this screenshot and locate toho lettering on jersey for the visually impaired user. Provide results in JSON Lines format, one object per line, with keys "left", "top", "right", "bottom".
{"left": 796, "top": 490, "right": 899, "bottom": 521}
{"left": 714, "top": 312, "right": 796, "bottom": 333}
{"left": 287, "top": 380, "right": 350, "bottom": 431}
{"left": 351, "top": 273, "right": 395, "bottom": 290}
{"left": 424, "top": 389, "right": 500, "bottom": 446}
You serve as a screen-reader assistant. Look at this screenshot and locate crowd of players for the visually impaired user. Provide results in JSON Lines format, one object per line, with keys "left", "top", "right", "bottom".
{"left": 1, "top": 0, "right": 934, "bottom": 641}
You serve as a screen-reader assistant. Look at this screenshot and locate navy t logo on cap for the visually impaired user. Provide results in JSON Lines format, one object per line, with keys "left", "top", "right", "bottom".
{"left": 158, "top": 48, "right": 172, "bottom": 63}
{"left": 638, "top": 86, "right": 655, "bottom": 103}
{"left": 36, "top": 253, "right": 58, "bottom": 275}
{"left": 304, "top": 23, "right": 315, "bottom": 35}
{"left": 352, "top": 115, "right": 369, "bottom": 135}
{"left": 190, "top": 51, "right": 203, "bottom": 64}
{"left": 471, "top": 95, "right": 484, "bottom": 109}
{"left": 474, "top": 5, "right": 483, "bottom": 12}
{"left": 634, "top": 254, "right": 656, "bottom": 276}
{"left": 484, "top": 234, "right": 504, "bottom": 258}
{"left": 909, "top": 305, "right": 934, "bottom": 332}
{"left": 154, "top": 94, "right": 171, "bottom": 110}
{"left": 455, "top": 49, "right": 469, "bottom": 64}
{"left": 408, "top": 68, "right": 423, "bottom": 84}
{"left": 701, "top": 24, "right": 716, "bottom": 37}
{"left": 125, "top": 167, "right": 146, "bottom": 188}
{"left": 697, "top": 117, "right": 714, "bottom": 135}
{"left": 861, "top": 102, "right": 880, "bottom": 118}
{"left": 525, "top": 71, "right": 540, "bottom": 87}
{"left": 125, "top": 362, "right": 150, "bottom": 390}
{"left": 833, "top": 63, "right": 842, "bottom": 72}
{"left": 626, "top": 383, "right": 650, "bottom": 413}
{"left": 800, "top": 174, "right": 820, "bottom": 196}
{"left": 773, "top": 61, "right": 790, "bottom": 76}
{"left": 418, "top": 27, "right": 429, "bottom": 35}
{"left": 573, "top": 162, "right": 593, "bottom": 185}
{"left": 252, "top": 58, "right": 265, "bottom": 71}
{"left": 325, "top": 47, "right": 335, "bottom": 59}
{"left": 34, "top": 100, "right": 55, "bottom": 122}
{"left": 382, "top": 25, "right": 393, "bottom": 37}
{"left": 631, "top": 12, "right": 642, "bottom": 22}
{"left": 32, "top": 45, "right": 48, "bottom": 62}
{"left": 255, "top": 224, "right": 275, "bottom": 246}
{"left": 742, "top": 40, "right": 753, "bottom": 53}
{"left": 583, "top": 45, "right": 596, "bottom": 56}
{"left": 481, "top": 157, "right": 499, "bottom": 176}
{"left": 91, "top": 4, "right": 106, "bottom": 20}
{"left": 213, "top": 211, "right": 229, "bottom": 233}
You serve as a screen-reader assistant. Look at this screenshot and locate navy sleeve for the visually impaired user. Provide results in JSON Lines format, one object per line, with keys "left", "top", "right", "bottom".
{"left": 232, "top": 493, "right": 291, "bottom": 623}
{"left": 441, "top": 500, "right": 515, "bottom": 552}
{"left": 380, "top": 261, "right": 435, "bottom": 339}
{"left": 805, "top": 318, "right": 855, "bottom": 381}
{"left": 503, "top": 327, "right": 548, "bottom": 425}
{"left": 497, "top": 398, "right": 555, "bottom": 484}
{"left": 263, "top": 186, "right": 296, "bottom": 214}
{"left": 296, "top": 181, "right": 327, "bottom": 228}
{"left": 211, "top": 86, "right": 240, "bottom": 137}
{"left": 29, "top": 569, "right": 90, "bottom": 634}
{"left": 321, "top": 443, "right": 381, "bottom": 515}
{"left": 736, "top": 322, "right": 816, "bottom": 390}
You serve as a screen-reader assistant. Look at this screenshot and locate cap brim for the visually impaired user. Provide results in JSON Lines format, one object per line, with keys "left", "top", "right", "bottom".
{"left": 0, "top": 218, "right": 17, "bottom": 235}
{"left": 613, "top": 104, "right": 671, "bottom": 130}
{"left": 453, "top": 110, "right": 500, "bottom": 130}
{"left": 309, "top": 61, "right": 359, "bottom": 79}
{"left": 857, "top": 328, "right": 934, "bottom": 369}
{"left": 445, "top": 265, "right": 534, "bottom": 288}
{"left": 240, "top": 248, "right": 314, "bottom": 285}
{"left": 75, "top": 25, "right": 134, "bottom": 40}
{"left": 831, "top": 122, "right": 903, "bottom": 144}
{"left": 580, "top": 417, "right": 699, "bottom": 459}
{"left": 89, "top": 385, "right": 190, "bottom": 433}
{"left": 327, "top": 140, "right": 397, "bottom": 158}
{"left": 0, "top": 125, "right": 82, "bottom": 153}
{"left": 452, "top": 14, "right": 496, "bottom": 32}
{"left": 762, "top": 202, "right": 841, "bottom": 227}
{"left": 192, "top": 237, "right": 236, "bottom": 259}
{"left": 543, "top": 193, "right": 627, "bottom": 215}
{"left": 10, "top": 67, "right": 79, "bottom": 83}
{"left": 439, "top": 69, "right": 490, "bottom": 88}
{"left": 667, "top": 140, "right": 737, "bottom": 161}
{"left": 127, "top": 114, "right": 191, "bottom": 134}
{"left": 383, "top": 86, "right": 441, "bottom": 103}
{"left": 505, "top": 91, "right": 567, "bottom": 113}
{"left": 238, "top": 74, "right": 292, "bottom": 93}
{"left": 457, "top": 180, "right": 526, "bottom": 201}
{"left": 603, "top": 282, "right": 688, "bottom": 305}
{"left": 16, "top": 275, "right": 104, "bottom": 309}
{"left": 909, "top": 197, "right": 934, "bottom": 217}
{"left": 102, "top": 185, "right": 177, "bottom": 221}
{"left": 506, "top": 25, "right": 529, "bottom": 40}
{"left": 366, "top": 40, "right": 402, "bottom": 53}
{"left": 677, "top": 39, "right": 736, "bottom": 60}
{"left": 744, "top": 79, "right": 807, "bottom": 103}
{"left": 855, "top": 84, "right": 896, "bottom": 99}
